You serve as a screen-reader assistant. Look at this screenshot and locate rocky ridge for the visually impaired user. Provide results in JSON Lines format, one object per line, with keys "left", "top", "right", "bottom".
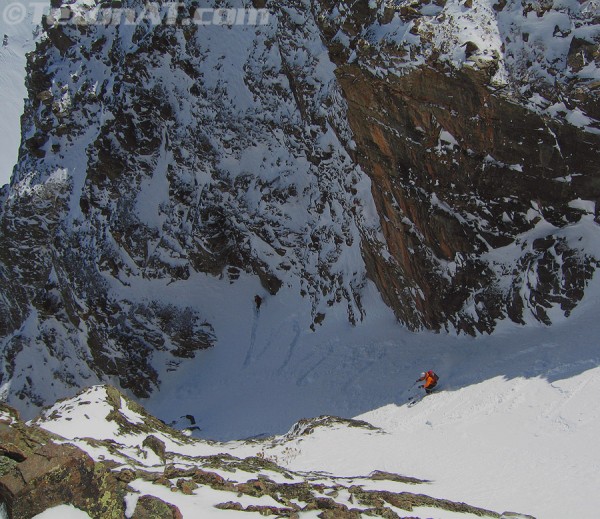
{"left": 0, "top": 385, "right": 534, "bottom": 518}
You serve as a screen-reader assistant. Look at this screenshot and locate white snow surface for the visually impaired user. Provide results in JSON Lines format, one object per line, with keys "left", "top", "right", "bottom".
{"left": 31, "top": 505, "right": 91, "bottom": 519}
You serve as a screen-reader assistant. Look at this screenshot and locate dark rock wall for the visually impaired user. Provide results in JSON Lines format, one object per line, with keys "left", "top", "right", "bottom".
{"left": 316, "top": 0, "right": 600, "bottom": 332}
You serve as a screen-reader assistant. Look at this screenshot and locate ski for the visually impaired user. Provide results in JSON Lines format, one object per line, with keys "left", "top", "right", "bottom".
{"left": 407, "top": 394, "right": 425, "bottom": 407}
{"left": 407, "top": 387, "right": 440, "bottom": 407}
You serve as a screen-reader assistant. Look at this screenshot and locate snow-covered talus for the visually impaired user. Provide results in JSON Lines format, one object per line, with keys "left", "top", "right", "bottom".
{"left": 315, "top": 0, "right": 600, "bottom": 332}
{"left": 0, "top": 0, "right": 380, "bottom": 413}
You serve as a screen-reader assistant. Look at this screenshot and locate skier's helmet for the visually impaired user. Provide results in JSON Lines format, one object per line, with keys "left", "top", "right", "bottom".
{"left": 420, "top": 372, "right": 426, "bottom": 378}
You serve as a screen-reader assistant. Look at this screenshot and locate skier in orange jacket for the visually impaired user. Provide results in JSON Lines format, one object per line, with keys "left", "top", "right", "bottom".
{"left": 416, "top": 370, "right": 439, "bottom": 394}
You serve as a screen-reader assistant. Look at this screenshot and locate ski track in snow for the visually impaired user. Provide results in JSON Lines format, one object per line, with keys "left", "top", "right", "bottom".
{"left": 295, "top": 354, "right": 329, "bottom": 388}
{"left": 279, "top": 321, "right": 301, "bottom": 372}
{"left": 243, "top": 309, "right": 260, "bottom": 368}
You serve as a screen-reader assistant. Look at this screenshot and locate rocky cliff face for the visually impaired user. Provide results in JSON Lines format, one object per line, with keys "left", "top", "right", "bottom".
{"left": 0, "top": 0, "right": 599, "bottom": 410}
{"left": 0, "top": 0, "right": 379, "bottom": 411}
{"left": 316, "top": 0, "right": 600, "bottom": 333}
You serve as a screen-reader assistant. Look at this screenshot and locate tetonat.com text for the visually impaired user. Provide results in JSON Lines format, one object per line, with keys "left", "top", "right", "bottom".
{"left": 2, "top": 2, "right": 270, "bottom": 27}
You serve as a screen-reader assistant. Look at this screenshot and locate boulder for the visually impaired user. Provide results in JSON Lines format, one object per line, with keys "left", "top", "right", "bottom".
{"left": 0, "top": 440, "right": 126, "bottom": 518}
{"left": 131, "top": 495, "right": 183, "bottom": 519}
{"left": 142, "top": 435, "right": 166, "bottom": 461}
{"left": 0, "top": 407, "right": 126, "bottom": 519}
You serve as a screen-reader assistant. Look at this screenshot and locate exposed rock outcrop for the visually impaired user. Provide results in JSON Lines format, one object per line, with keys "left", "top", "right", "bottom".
{"left": 341, "top": 63, "right": 599, "bottom": 332}
{"left": 315, "top": 0, "right": 600, "bottom": 332}
{"left": 131, "top": 495, "right": 183, "bottom": 519}
{"left": 0, "top": 403, "right": 129, "bottom": 518}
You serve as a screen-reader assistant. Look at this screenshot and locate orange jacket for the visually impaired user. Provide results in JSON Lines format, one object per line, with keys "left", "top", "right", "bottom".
{"left": 418, "top": 371, "right": 438, "bottom": 389}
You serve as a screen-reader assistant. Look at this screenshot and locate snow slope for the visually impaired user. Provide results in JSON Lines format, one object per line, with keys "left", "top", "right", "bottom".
{"left": 32, "top": 505, "right": 92, "bottom": 519}
{"left": 1, "top": 1, "right": 598, "bottom": 516}
{"left": 30, "top": 385, "right": 512, "bottom": 518}
{"left": 267, "top": 367, "right": 600, "bottom": 518}
{"left": 28, "top": 230, "right": 594, "bottom": 518}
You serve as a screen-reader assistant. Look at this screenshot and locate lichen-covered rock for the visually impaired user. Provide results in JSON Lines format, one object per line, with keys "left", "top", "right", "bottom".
{"left": 317, "top": 509, "right": 362, "bottom": 519}
{"left": 284, "top": 415, "right": 381, "bottom": 438}
{"left": 130, "top": 494, "right": 183, "bottom": 519}
{"left": 0, "top": 404, "right": 127, "bottom": 519}
{"left": 175, "top": 478, "right": 198, "bottom": 495}
{"left": 368, "top": 470, "right": 427, "bottom": 485}
{"left": 0, "top": 443, "right": 124, "bottom": 518}
{"left": 142, "top": 435, "right": 166, "bottom": 461}
{"left": 347, "top": 486, "right": 500, "bottom": 517}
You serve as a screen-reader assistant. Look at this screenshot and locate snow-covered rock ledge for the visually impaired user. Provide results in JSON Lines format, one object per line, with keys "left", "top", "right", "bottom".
{"left": 0, "top": 385, "right": 534, "bottom": 518}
